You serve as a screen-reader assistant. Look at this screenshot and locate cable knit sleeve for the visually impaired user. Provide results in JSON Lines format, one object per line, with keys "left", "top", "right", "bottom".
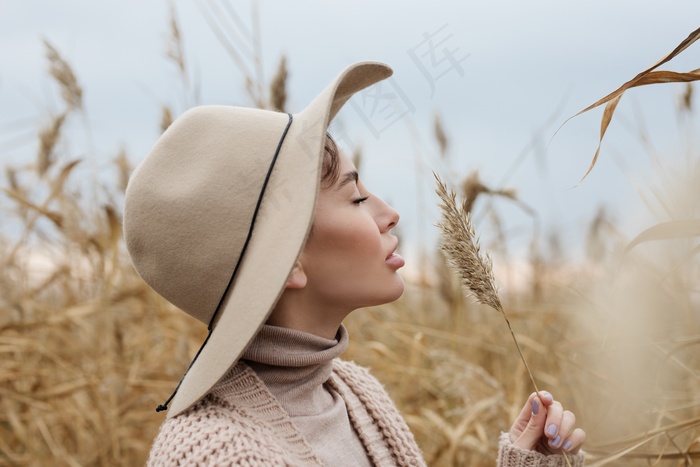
{"left": 497, "top": 432, "right": 585, "bottom": 467}
{"left": 147, "top": 399, "right": 293, "bottom": 466}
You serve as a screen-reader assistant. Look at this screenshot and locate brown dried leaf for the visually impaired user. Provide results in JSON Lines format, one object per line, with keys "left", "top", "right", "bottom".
{"left": 581, "top": 95, "right": 621, "bottom": 181}
{"left": 565, "top": 26, "right": 700, "bottom": 181}
{"left": 575, "top": 28, "right": 700, "bottom": 119}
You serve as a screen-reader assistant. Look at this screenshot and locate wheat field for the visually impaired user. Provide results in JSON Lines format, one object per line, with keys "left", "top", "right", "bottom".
{"left": 1, "top": 17, "right": 699, "bottom": 467}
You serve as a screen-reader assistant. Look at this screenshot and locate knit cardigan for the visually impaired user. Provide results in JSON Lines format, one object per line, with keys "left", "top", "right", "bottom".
{"left": 147, "top": 360, "right": 584, "bottom": 466}
{"left": 148, "top": 359, "right": 424, "bottom": 466}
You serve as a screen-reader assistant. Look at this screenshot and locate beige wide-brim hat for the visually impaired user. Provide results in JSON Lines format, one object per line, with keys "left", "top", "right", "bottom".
{"left": 123, "top": 61, "right": 392, "bottom": 418}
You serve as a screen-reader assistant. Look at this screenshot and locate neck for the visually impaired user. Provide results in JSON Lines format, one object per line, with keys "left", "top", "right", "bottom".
{"left": 266, "top": 289, "right": 353, "bottom": 339}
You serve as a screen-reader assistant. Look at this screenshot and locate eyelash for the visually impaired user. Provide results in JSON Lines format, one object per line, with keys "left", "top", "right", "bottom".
{"left": 353, "top": 196, "right": 370, "bottom": 205}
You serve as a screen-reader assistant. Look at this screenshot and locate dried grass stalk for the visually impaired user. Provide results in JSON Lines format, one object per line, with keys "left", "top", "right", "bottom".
{"left": 269, "top": 55, "right": 288, "bottom": 112}
{"left": 43, "top": 40, "right": 82, "bottom": 111}
{"left": 434, "top": 173, "right": 540, "bottom": 395}
{"left": 37, "top": 112, "right": 67, "bottom": 176}
{"left": 460, "top": 170, "right": 518, "bottom": 215}
{"left": 433, "top": 113, "right": 449, "bottom": 157}
{"left": 166, "top": 6, "right": 186, "bottom": 77}
{"left": 114, "top": 148, "right": 132, "bottom": 193}
{"left": 160, "top": 105, "right": 173, "bottom": 134}
{"left": 434, "top": 172, "right": 575, "bottom": 465}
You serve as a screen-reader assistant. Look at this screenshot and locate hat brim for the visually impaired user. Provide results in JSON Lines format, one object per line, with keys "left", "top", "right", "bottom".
{"left": 165, "top": 61, "right": 393, "bottom": 418}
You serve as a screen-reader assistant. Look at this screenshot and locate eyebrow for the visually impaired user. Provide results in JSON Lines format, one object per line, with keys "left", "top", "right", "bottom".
{"left": 337, "top": 170, "right": 359, "bottom": 189}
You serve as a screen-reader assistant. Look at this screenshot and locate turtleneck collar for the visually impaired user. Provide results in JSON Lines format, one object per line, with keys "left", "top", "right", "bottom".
{"left": 221, "top": 324, "right": 373, "bottom": 466}
{"left": 243, "top": 324, "right": 348, "bottom": 367}
{"left": 241, "top": 324, "right": 349, "bottom": 407}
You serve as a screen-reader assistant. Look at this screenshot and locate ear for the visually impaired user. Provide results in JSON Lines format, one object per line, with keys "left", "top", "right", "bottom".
{"left": 285, "top": 261, "right": 307, "bottom": 289}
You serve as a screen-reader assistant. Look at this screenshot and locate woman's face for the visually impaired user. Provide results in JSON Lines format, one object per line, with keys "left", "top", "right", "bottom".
{"left": 298, "top": 151, "right": 405, "bottom": 312}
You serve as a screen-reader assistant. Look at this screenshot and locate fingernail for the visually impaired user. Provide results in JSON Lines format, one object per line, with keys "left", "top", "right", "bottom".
{"left": 563, "top": 440, "right": 572, "bottom": 451}
{"left": 547, "top": 424, "right": 557, "bottom": 436}
{"left": 532, "top": 399, "right": 539, "bottom": 415}
{"left": 551, "top": 435, "right": 561, "bottom": 447}
{"left": 542, "top": 392, "right": 553, "bottom": 403}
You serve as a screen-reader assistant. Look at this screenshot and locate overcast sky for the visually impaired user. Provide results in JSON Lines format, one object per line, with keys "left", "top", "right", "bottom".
{"left": 2, "top": 0, "right": 699, "bottom": 269}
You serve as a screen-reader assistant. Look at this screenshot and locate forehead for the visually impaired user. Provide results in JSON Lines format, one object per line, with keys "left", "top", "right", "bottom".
{"left": 336, "top": 153, "right": 357, "bottom": 177}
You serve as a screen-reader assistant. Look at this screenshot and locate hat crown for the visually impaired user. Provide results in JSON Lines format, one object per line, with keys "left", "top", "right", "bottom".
{"left": 124, "top": 107, "right": 291, "bottom": 324}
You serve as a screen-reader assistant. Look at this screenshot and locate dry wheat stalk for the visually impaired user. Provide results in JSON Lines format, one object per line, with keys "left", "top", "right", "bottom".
{"left": 434, "top": 173, "right": 540, "bottom": 396}
{"left": 269, "top": 55, "right": 288, "bottom": 112}
{"left": 166, "top": 7, "right": 186, "bottom": 78}
{"left": 433, "top": 113, "right": 449, "bottom": 157}
{"left": 434, "top": 172, "right": 576, "bottom": 465}
{"left": 160, "top": 105, "right": 174, "bottom": 134}
{"left": 43, "top": 40, "right": 82, "bottom": 111}
{"left": 37, "top": 112, "right": 67, "bottom": 176}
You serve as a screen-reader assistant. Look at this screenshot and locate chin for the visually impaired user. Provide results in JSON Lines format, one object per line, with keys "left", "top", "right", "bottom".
{"left": 377, "top": 276, "right": 405, "bottom": 305}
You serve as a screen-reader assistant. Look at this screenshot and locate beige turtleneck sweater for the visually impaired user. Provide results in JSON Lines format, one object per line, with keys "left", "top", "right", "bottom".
{"left": 146, "top": 327, "right": 584, "bottom": 466}
{"left": 242, "top": 324, "right": 372, "bottom": 466}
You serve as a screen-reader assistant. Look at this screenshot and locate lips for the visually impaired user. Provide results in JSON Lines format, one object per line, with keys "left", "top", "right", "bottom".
{"left": 385, "top": 242, "right": 405, "bottom": 269}
{"left": 385, "top": 252, "right": 405, "bottom": 269}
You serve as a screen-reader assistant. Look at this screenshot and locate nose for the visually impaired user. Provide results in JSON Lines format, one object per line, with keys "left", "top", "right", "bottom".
{"left": 375, "top": 196, "right": 399, "bottom": 233}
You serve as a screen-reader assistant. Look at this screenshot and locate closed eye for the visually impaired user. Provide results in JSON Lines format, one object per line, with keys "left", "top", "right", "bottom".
{"left": 353, "top": 196, "right": 370, "bottom": 205}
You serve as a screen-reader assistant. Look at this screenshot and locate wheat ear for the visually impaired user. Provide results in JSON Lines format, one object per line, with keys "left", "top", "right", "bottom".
{"left": 434, "top": 173, "right": 539, "bottom": 395}
{"left": 435, "top": 173, "right": 573, "bottom": 466}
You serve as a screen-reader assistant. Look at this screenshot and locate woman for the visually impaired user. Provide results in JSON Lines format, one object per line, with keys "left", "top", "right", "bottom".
{"left": 124, "top": 61, "right": 585, "bottom": 466}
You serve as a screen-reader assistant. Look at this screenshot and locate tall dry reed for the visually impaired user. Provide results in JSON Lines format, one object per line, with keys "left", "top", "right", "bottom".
{"left": 2, "top": 7, "right": 699, "bottom": 467}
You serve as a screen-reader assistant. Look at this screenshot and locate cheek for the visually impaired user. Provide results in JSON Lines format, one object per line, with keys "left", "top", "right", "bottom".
{"left": 305, "top": 213, "right": 382, "bottom": 273}
{"left": 302, "top": 210, "right": 404, "bottom": 306}
{"left": 317, "top": 219, "right": 378, "bottom": 260}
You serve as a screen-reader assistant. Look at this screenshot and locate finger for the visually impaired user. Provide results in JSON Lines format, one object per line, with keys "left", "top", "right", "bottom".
{"left": 538, "top": 390, "right": 554, "bottom": 408}
{"left": 508, "top": 392, "right": 537, "bottom": 442}
{"left": 544, "top": 401, "right": 563, "bottom": 445}
{"left": 557, "top": 410, "right": 576, "bottom": 442}
{"left": 548, "top": 407, "right": 575, "bottom": 450}
{"left": 511, "top": 395, "right": 548, "bottom": 450}
{"left": 561, "top": 427, "right": 586, "bottom": 454}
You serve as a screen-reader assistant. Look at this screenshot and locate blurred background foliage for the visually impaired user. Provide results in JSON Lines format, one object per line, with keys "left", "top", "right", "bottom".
{"left": 1, "top": 5, "right": 699, "bottom": 466}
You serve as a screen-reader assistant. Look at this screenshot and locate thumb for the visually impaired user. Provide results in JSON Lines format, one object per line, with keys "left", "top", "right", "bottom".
{"left": 512, "top": 395, "right": 547, "bottom": 450}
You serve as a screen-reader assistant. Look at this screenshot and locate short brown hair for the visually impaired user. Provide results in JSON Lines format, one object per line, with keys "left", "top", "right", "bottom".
{"left": 321, "top": 132, "right": 340, "bottom": 189}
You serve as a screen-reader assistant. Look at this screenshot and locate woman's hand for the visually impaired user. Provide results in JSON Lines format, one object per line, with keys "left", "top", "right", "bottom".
{"left": 509, "top": 391, "right": 586, "bottom": 455}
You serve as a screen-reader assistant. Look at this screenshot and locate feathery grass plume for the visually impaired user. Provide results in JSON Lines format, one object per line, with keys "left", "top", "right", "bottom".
{"left": 113, "top": 148, "right": 132, "bottom": 193}
{"left": 43, "top": 40, "right": 82, "bottom": 111}
{"left": 680, "top": 83, "right": 693, "bottom": 112}
{"left": 166, "top": 5, "right": 186, "bottom": 78}
{"left": 160, "top": 105, "right": 174, "bottom": 134}
{"left": 433, "top": 112, "right": 449, "bottom": 158}
{"left": 461, "top": 170, "right": 518, "bottom": 215}
{"left": 5, "top": 166, "right": 19, "bottom": 192}
{"left": 434, "top": 172, "right": 577, "bottom": 466}
{"left": 269, "top": 55, "right": 288, "bottom": 112}
{"left": 434, "top": 173, "right": 540, "bottom": 396}
{"left": 37, "top": 112, "right": 67, "bottom": 176}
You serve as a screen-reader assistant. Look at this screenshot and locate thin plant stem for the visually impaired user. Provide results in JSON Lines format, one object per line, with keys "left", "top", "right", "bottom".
{"left": 434, "top": 173, "right": 571, "bottom": 466}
